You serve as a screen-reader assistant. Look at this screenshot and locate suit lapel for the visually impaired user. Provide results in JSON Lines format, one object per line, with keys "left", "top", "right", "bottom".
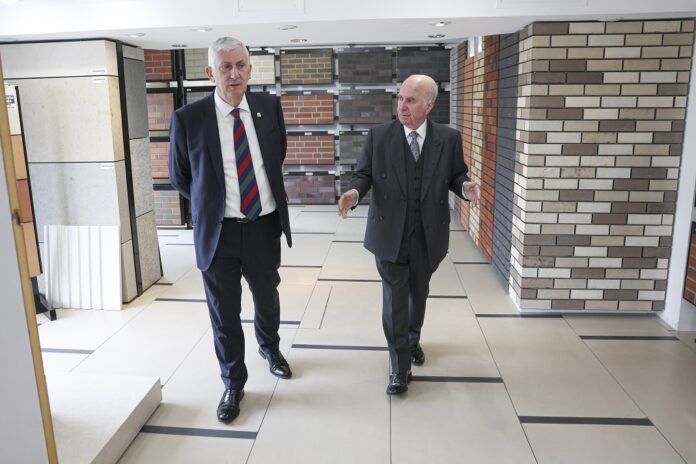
{"left": 203, "top": 94, "right": 225, "bottom": 190}
{"left": 246, "top": 92, "right": 274, "bottom": 181}
{"left": 421, "top": 119, "right": 443, "bottom": 200}
{"left": 389, "top": 121, "right": 407, "bottom": 197}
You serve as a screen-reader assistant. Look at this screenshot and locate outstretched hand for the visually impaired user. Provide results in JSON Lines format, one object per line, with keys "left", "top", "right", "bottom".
{"left": 338, "top": 190, "right": 358, "bottom": 218}
{"left": 463, "top": 181, "right": 480, "bottom": 208}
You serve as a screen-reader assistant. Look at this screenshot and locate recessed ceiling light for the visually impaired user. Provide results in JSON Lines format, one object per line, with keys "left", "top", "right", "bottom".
{"left": 0, "top": 0, "right": 21, "bottom": 5}
{"left": 278, "top": 25, "right": 298, "bottom": 30}
{"left": 290, "top": 38, "right": 307, "bottom": 43}
{"left": 429, "top": 21, "right": 451, "bottom": 27}
{"left": 126, "top": 33, "right": 145, "bottom": 38}
{"left": 428, "top": 34, "right": 446, "bottom": 39}
{"left": 192, "top": 27, "right": 212, "bottom": 33}
{"left": 171, "top": 44, "right": 188, "bottom": 48}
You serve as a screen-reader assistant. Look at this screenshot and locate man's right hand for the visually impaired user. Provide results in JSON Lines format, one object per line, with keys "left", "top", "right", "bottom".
{"left": 338, "top": 190, "right": 358, "bottom": 218}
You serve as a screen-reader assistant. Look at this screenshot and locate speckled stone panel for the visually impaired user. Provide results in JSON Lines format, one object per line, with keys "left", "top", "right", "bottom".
{"left": 16, "top": 76, "right": 124, "bottom": 163}
{"left": 130, "top": 138, "right": 155, "bottom": 217}
{"left": 184, "top": 48, "right": 208, "bottom": 80}
{"left": 249, "top": 54, "right": 276, "bottom": 85}
{"left": 124, "top": 58, "right": 149, "bottom": 140}
{"left": 396, "top": 47, "right": 451, "bottom": 83}
{"left": 338, "top": 132, "right": 368, "bottom": 165}
{"left": 28, "top": 161, "right": 132, "bottom": 244}
{"left": 121, "top": 240, "right": 137, "bottom": 302}
{"left": 281, "top": 49, "right": 333, "bottom": 84}
{"left": 284, "top": 175, "right": 336, "bottom": 204}
{"left": 337, "top": 48, "right": 393, "bottom": 83}
{"left": 338, "top": 91, "right": 393, "bottom": 124}
{"left": 136, "top": 210, "right": 162, "bottom": 290}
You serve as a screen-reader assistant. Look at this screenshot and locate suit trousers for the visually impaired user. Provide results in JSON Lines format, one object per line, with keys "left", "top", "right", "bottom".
{"left": 201, "top": 211, "right": 282, "bottom": 390}
{"left": 376, "top": 225, "right": 434, "bottom": 374}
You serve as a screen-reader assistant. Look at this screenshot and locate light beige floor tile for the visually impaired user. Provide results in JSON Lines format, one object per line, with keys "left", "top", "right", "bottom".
{"left": 676, "top": 331, "right": 696, "bottom": 353}
{"left": 146, "top": 327, "right": 295, "bottom": 431}
{"left": 279, "top": 267, "right": 321, "bottom": 285}
{"left": 241, "top": 284, "right": 314, "bottom": 323}
{"left": 415, "top": 299, "right": 498, "bottom": 378}
{"left": 392, "top": 383, "right": 536, "bottom": 464}
{"left": 118, "top": 433, "right": 252, "bottom": 464}
{"left": 293, "top": 282, "right": 386, "bottom": 346}
{"left": 585, "top": 339, "right": 696, "bottom": 463}
{"left": 157, "top": 241, "right": 195, "bottom": 284}
{"left": 299, "top": 285, "right": 332, "bottom": 329}
{"left": 524, "top": 423, "right": 685, "bottom": 464}
{"left": 319, "top": 241, "right": 380, "bottom": 281}
{"left": 73, "top": 300, "right": 210, "bottom": 383}
{"left": 291, "top": 210, "right": 340, "bottom": 233}
{"left": 430, "top": 256, "right": 466, "bottom": 296}
{"left": 564, "top": 315, "right": 674, "bottom": 337}
{"left": 281, "top": 233, "right": 332, "bottom": 266}
{"left": 478, "top": 317, "right": 644, "bottom": 418}
{"left": 448, "top": 230, "right": 488, "bottom": 263}
{"left": 456, "top": 263, "right": 519, "bottom": 314}
{"left": 157, "top": 266, "right": 207, "bottom": 300}
{"left": 246, "top": 349, "right": 390, "bottom": 464}
{"left": 449, "top": 209, "right": 465, "bottom": 230}
{"left": 41, "top": 352, "right": 88, "bottom": 373}
{"left": 334, "top": 216, "right": 367, "bottom": 241}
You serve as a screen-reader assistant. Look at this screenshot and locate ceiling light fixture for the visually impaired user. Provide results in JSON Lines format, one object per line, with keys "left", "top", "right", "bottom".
{"left": 125, "top": 33, "right": 145, "bottom": 38}
{"left": 290, "top": 38, "right": 307, "bottom": 43}
{"left": 429, "top": 21, "right": 451, "bottom": 27}
{"left": 428, "top": 34, "right": 446, "bottom": 39}
{"left": 278, "top": 25, "right": 298, "bottom": 30}
{"left": 192, "top": 27, "right": 212, "bottom": 33}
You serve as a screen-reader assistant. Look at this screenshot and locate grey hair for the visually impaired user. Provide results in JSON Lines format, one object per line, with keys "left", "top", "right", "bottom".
{"left": 426, "top": 79, "right": 438, "bottom": 104}
{"left": 208, "top": 37, "right": 250, "bottom": 67}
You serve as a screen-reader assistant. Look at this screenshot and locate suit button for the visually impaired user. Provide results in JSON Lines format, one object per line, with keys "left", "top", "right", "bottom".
{"left": 444, "top": 180, "right": 448, "bottom": 184}
{"left": 380, "top": 173, "right": 387, "bottom": 178}
{"left": 439, "top": 200, "right": 444, "bottom": 205}
{"left": 442, "top": 220, "right": 446, "bottom": 225}
{"left": 379, "top": 215, "right": 384, "bottom": 220}
{"left": 383, "top": 194, "right": 388, "bottom": 200}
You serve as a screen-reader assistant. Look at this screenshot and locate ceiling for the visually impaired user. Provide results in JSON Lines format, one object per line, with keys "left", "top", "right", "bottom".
{"left": 0, "top": 0, "right": 694, "bottom": 49}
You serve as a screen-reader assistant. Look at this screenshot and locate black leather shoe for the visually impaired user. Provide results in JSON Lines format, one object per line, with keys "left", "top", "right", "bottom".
{"left": 410, "top": 344, "right": 425, "bottom": 366}
{"left": 386, "top": 371, "right": 412, "bottom": 395}
{"left": 217, "top": 389, "right": 244, "bottom": 423}
{"left": 259, "top": 348, "right": 292, "bottom": 379}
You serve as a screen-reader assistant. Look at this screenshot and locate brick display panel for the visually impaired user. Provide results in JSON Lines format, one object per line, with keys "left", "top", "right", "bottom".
{"left": 185, "top": 89, "right": 213, "bottom": 105}
{"left": 337, "top": 49, "right": 393, "bottom": 83}
{"left": 144, "top": 49, "right": 173, "bottom": 81}
{"left": 396, "top": 47, "right": 451, "bottom": 83}
{"left": 147, "top": 92, "right": 174, "bottom": 131}
{"left": 281, "top": 50, "right": 333, "bottom": 85}
{"left": 154, "top": 189, "right": 181, "bottom": 225}
{"left": 511, "top": 19, "right": 694, "bottom": 311}
{"left": 338, "top": 92, "right": 393, "bottom": 124}
{"left": 249, "top": 54, "right": 276, "bottom": 85}
{"left": 339, "top": 133, "right": 367, "bottom": 165}
{"left": 340, "top": 171, "right": 371, "bottom": 204}
{"left": 284, "top": 174, "right": 336, "bottom": 204}
{"left": 150, "top": 141, "right": 170, "bottom": 179}
{"left": 493, "top": 32, "right": 520, "bottom": 285}
{"left": 459, "top": 54, "right": 476, "bottom": 234}
{"left": 184, "top": 48, "right": 208, "bottom": 80}
{"left": 431, "top": 90, "right": 450, "bottom": 124}
{"left": 685, "top": 222, "right": 696, "bottom": 305}
{"left": 286, "top": 134, "right": 335, "bottom": 165}
{"left": 281, "top": 94, "right": 334, "bottom": 125}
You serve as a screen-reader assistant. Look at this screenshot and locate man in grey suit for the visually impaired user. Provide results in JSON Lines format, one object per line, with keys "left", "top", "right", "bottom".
{"left": 338, "top": 74, "right": 480, "bottom": 395}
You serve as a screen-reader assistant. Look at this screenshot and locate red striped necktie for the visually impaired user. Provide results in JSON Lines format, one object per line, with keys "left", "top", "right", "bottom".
{"left": 231, "top": 108, "right": 261, "bottom": 220}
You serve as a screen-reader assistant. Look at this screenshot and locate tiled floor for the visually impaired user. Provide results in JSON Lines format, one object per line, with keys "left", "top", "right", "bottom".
{"left": 37, "top": 205, "right": 696, "bottom": 463}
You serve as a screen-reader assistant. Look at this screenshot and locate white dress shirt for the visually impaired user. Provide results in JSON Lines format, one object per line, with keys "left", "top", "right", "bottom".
{"left": 214, "top": 90, "right": 277, "bottom": 218}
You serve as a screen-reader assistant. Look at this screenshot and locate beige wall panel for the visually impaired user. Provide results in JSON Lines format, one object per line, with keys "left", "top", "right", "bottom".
{"left": 0, "top": 40, "right": 117, "bottom": 78}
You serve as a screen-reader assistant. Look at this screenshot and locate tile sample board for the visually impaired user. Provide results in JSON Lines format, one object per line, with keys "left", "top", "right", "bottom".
{"left": 337, "top": 47, "right": 393, "bottom": 83}
{"left": 281, "top": 49, "right": 333, "bottom": 84}
{"left": 338, "top": 90, "right": 393, "bottom": 124}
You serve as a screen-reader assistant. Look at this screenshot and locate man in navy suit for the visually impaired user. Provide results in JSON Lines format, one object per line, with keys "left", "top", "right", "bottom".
{"left": 338, "top": 75, "right": 480, "bottom": 395}
{"left": 169, "top": 37, "right": 292, "bottom": 423}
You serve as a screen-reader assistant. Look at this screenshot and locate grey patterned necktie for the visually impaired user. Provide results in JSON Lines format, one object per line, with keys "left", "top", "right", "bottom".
{"left": 408, "top": 131, "right": 420, "bottom": 162}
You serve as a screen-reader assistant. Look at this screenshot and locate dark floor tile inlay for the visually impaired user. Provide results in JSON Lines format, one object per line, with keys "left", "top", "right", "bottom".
{"left": 292, "top": 344, "right": 388, "bottom": 351}
{"left": 476, "top": 314, "right": 563, "bottom": 318}
{"left": 318, "top": 278, "right": 382, "bottom": 282}
{"left": 428, "top": 295, "right": 468, "bottom": 299}
{"left": 518, "top": 416, "right": 653, "bottom": 426}
{"left": 280, "top": 265, "right": 323, "bottom": 268}
{"left": 155, "top": 298, "right": 206, "bottom": 303}
{"left": 411, "top": 375, "right": 503, "bottom": 383}
{"left": 41, "top": 348, "right": 94, "bottom": 354}
{"left": 141, "top": 425, "right": 257, "bottom": 439}
{"left": 580, "top": 335, "right": 679, "bottom": 341}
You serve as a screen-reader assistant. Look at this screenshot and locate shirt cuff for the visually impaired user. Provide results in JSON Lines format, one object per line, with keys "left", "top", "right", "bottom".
{"left": 349, "top": 189, "right": 360, "bottom": 207}
{"left": 461, "top": 183, "right": 469, "bottom": 201}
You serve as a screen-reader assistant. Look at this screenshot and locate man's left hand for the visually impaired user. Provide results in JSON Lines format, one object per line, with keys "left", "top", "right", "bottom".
{"left": 463, "top": 181, "right": 480, "bottom": 207}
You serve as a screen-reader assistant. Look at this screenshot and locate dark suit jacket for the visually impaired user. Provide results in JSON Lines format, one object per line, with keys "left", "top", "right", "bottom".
{"left": 168, "top": 92, "right": 292, "bottom": 271}
{"left": 351, "top": 119, "right": 469, "bottom": 270}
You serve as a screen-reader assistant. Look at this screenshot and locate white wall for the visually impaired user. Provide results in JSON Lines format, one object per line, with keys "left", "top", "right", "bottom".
{"left": 662, "top": 53, "right": 696, "bottom": 330}
{"left": 0, "top": 112, "right": 49, "bottom": 462}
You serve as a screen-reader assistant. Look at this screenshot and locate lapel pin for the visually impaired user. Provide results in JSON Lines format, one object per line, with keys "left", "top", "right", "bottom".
{"left": 257, "top": 112, "right": 262, "bottom": 118}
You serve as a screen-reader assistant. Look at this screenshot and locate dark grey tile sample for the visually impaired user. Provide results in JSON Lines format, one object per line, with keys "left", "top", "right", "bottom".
{"left": 137, "top": 210, "right": 162, "bottom": 290}
{"left": 431, "top": 91, "right": 450, "bottom": 124}
{"left": 493, "top": 31, "right": 520, "bottom": 286}
{"left": 337, "top": 48, "right": 393, "bottom": 83}
{"left": 396, "top": 47, "right": 451, "bottom": 83}
{"left": 338, "top": 90, "right": 393, "bottom": 124}
{"left": 130, "top": 137, "right": 154, "bottom": 217}
{"left": 338, "top": 132, "right": 368, "bottom": 165}
{"left": 29, "top": 160, "right": 132, "bottom": 244}
{"left": 184, "top": 48, "right": 208, "bottom": 80}
{"left": 185, "top": 89, "right": 213, "bottom": 105}
{"left": 124, "top": 58, "right": 149, "bottom": 139}
{"left": 340, "top": 171, "right": 371, "bottom": 203}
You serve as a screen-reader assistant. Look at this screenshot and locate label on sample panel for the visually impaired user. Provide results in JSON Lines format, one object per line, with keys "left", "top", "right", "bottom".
{"left": 92, "top": 77, "right": 106, "bottom": 84}
{"left": 100, "top": 163, "right": 114, "bottom": 170}
{"left": 92, "top": 69, "right": 106, "bottom": 75}
{"left": 5, "top": 94, "right": 15, "bottom": 109}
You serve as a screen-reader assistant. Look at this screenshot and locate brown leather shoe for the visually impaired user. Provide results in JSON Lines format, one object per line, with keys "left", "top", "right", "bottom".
{"left": 259, "top": 348, "right": 292, "bottom": 379}
{"left": 217, "top": 389, "right": 244, "bottom": 423}
{"left": 386, "top": 371, "right": 412, "bottom": 395}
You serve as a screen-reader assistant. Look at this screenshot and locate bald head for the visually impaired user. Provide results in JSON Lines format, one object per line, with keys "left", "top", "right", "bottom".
{"left": 397, "top": 74, "right": 438, "bottom": 129}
